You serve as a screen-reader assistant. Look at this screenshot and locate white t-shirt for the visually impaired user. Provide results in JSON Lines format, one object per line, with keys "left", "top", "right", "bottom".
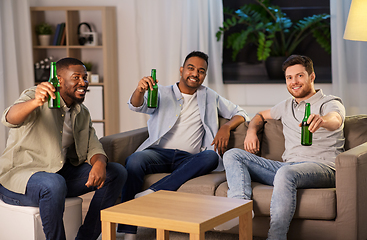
{"left": 157, "top": 92, "right": 204, "bottom": 154}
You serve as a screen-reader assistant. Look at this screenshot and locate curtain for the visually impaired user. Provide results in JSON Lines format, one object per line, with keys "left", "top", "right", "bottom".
{"left": 330, "top": 0, "right": 367, "bottom": 115}
{"left": 0, "top": 0, "right": 34, "bottom": 153}
{"left": 120, "top": 0, "right": 224, "bottom": 131}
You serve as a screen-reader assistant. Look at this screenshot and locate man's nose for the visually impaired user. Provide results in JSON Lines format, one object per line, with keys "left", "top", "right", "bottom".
{"left": 79, "top": 78, "right": 88, "bottom": 86}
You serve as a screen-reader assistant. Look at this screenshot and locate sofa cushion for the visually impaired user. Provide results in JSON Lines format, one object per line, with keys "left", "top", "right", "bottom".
{"left": 215, "top": 181, "right": 336, "bottom": 220}
{"left": 344, "top": 115, "right": 367, "bottom": 150}
{"left": 260, "top": 119, "right": 285, "bottom": 162}
{"left": 143, "top": 172, "right": 227, "bottom": 196}
{"left": 219, "top": 118, "right": 258, "bottom": 151}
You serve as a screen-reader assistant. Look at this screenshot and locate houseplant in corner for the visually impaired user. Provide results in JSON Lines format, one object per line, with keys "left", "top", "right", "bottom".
{"left": 83, "top": 61, "right": 93, "bottom": 82}
{"left": 216, "top": 0, "right": 331, "bottom": 79}
{"left": 35, "top": 22, "right": 53, "bottom": 46}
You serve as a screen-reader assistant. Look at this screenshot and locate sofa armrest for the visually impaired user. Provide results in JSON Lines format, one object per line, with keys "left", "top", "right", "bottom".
{"left": 335, "top": 142, "right": 367, "bottom": 239}
{"left": 99, "top": 127, "right": 148, "bottom": 166}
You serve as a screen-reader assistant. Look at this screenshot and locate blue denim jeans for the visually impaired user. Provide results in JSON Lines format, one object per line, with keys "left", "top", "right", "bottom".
{"left": 117, "top": 147, "right": 219, "bottom": 234}
{"left": 223, "top": 148, "right": 335, "bottom": 240}
{"left": 0, "top": 161, "right": 127, "bottom": 240}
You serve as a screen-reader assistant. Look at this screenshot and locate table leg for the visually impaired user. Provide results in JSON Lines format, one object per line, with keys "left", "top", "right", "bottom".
{"left": 189, "top": 232, "right": 205, "bottom": 240}
{"left": 157, "top": 229, "right": 169, "bottom": 240}
{"left": 239, "top": 211, "right": 253, "bottom": 240}
{"left": 101, "top": 221, "right": 116, "bottom": 240}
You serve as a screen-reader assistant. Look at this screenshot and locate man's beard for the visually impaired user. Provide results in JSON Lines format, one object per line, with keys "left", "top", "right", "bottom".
{"left": 66, "top": 91, "right": 85, "bottom": 104}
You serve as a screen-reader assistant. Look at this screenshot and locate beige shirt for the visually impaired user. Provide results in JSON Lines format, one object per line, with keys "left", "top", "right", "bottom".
{"left": 0, "top": 86, "right": 106, "bottom": 194}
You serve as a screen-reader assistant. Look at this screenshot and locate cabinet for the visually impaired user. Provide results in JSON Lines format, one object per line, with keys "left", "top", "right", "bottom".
{"left": 30, "top": 6, "right": 119, "bottom": 137}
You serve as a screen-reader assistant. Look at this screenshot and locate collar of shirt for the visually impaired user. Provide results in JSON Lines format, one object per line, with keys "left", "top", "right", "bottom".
{"left": 292, "top": 89, "right": 324, "bottom": 109}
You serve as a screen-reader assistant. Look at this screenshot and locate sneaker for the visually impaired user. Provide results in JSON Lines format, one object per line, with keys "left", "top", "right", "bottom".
{"left": 124, "top": 233, "right": 137, "bottom": 240}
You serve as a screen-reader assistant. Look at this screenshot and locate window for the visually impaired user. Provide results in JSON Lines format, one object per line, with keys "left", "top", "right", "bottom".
{"left": 221, "top": 0, "right": 331, "bottom": 84}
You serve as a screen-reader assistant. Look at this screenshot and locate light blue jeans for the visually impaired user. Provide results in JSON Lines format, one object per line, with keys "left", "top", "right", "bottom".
{"left": 223, "top": 148, "right": 335, "bottom": 240}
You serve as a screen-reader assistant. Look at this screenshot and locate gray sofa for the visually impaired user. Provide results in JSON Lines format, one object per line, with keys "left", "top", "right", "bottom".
{"left": 99, "top": 115, "right": 367, "bottom": 240}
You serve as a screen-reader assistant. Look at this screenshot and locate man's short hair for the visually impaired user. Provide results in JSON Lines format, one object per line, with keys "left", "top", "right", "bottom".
{"left": 56, "top": 57, "right": 85, "bottom": 73}
{"left": 183, "top": 51, "right": 209, "bottom": 67}
{"left": 282, "top": 55, "right": 314, "bottom": 75}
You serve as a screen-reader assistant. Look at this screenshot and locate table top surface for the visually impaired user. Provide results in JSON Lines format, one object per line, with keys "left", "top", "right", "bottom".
{"left": 101, "top": 190, "right": 252, "bottom": 233}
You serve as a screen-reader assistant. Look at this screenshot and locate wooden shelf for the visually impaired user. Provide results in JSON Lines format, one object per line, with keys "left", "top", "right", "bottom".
{"left": 30, "top": 6, "right": 119, "bottom": 137}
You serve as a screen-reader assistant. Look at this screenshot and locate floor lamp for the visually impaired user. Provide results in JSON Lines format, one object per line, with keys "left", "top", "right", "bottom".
{"left": 344, "top": 0, "right": 367, "bottom": 41}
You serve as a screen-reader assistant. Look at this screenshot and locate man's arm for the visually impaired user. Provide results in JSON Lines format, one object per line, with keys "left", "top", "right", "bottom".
{"left": 85, "top": 154, "right": 108, "bottom": 189}
{"left": 212, "top": 115, "right": 245, "bottom": 155}
{"left": 244, "top": 109, "right": 272, "bottom": 154}
{"left": 6, "top": 82, "right": 55, "bottom": 125}
{"left": 302, "top": 111, "right": 343, "bottom": 133}
{"left": 130, "top": 76, "right": 158, "bottom": 107}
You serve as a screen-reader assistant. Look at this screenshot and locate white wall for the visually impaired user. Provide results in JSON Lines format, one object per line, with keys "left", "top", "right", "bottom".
{"left": 226, "top": 83, "right": 332, "bottom": 118}
{"left": 29, "top": 0, "right": 333, "bottom": 131}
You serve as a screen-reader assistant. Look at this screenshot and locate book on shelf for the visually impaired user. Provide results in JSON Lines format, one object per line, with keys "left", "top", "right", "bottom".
{"left": 56, "top": 23, "right": 65, "bottom": 45}
{"left": 52, "top": 23, "right": 61, "bottom": 46}
{"left": 60, "top": 26, "right": 66, "bottom": 45}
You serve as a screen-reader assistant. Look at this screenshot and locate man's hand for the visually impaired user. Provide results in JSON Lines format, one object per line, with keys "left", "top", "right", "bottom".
{"left": 85, "top": 155, "right": 107, "bottom": 189}
{"left": 130, "top": 76, "right": 159, "bottom": 107}
{"left": 212, "top": 125, "right": 231, "bottom": 156}
{"left": 211, "top": 115, "right": 246, "bottom": 156}
{"left": 243, "top": 111, "right": 269, "bottom": 154}
{"left": 34, "top": 82, "right": 56, "bottom": 106}
{"left": 244, "top": 131, "right": 260, "bottom": 154}
{"left": 136, "top": 76, "right": 158, "bottom": 93}
{"left": 298, "top": 112, "right": 342, "bottom": 133}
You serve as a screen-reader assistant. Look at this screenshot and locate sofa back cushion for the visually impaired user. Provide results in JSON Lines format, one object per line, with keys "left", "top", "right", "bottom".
{"left": 344, "top": 115, "right": 367, "bottom": 150}
{"left": 258, "top": 115, "right": 367, "bottom": 161}
{"left": 219, "top": 117, "right": 262, "bottom": 151}
{"left": 260, "top": 119, "right": 285, "bottom": 161}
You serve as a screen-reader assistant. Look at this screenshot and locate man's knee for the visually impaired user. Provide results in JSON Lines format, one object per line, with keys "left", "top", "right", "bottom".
{"left": 125, "top": 152, "right": 149, "bottom": 172}
{"left": 31, "top": 173, "right": 67, "bottom": 198}
{"left": 274, "top": 165, "right": 297, "bottom": 185}
{"left": 200, "top": 150, "right": 218, "bottom": 164}
{"left": 223, "top": 148, "right": 248, "bottom": 164}
{"left": 106, "top": 162, "right": 127, "bottom": 184}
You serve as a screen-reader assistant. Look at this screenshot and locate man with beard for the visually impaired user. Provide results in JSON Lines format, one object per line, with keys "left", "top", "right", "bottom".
{"left": 118, "top": 51, "right": 249, "bottom": 240}
{"left": 0, "top": 57, "right": 127, "bottom": 240}
{"left": 220, "top": 55, "right": 345, "bottom": 239}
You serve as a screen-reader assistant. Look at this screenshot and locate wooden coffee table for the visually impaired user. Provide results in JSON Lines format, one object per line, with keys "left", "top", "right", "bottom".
{"left": 101, "top": 190, "right": 252, "bottom": 240}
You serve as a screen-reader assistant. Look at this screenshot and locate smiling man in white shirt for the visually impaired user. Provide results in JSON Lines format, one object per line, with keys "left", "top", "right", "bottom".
{"left": 118, "top": 51, "right": 249, "bottom": 240}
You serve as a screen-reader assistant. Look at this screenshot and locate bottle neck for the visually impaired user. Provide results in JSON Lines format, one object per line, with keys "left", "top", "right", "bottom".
{"left": 303, "top": 104, "right": 311, "bottom": 121}
{"left": 151, "top": 69, "right": 156, "bottom": 83}
{"left": 50, "top": 63, "right": 56, "bottom": 77}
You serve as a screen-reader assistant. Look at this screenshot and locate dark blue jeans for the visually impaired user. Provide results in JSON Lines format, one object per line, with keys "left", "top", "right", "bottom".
{"left": 0, "top": 161, "right": 127, "bottom": 240}
{"left": 117, "top": 147, "right": 219, "bottom": 234}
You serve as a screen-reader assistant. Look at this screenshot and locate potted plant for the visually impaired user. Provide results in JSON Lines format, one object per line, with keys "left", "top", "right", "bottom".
{"left": 35, "top": 22, "right": 53, "bottom": 46}
{"left": 83, "top": 61, "right": 93, "bottom": 82}
{"left": 216, "top": 0, "right": 331, "bottom": 79}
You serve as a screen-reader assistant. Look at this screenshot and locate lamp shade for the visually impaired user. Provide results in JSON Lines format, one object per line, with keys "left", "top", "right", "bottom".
{"left": 344, "top": 0, "right": 367, "bottom": 41}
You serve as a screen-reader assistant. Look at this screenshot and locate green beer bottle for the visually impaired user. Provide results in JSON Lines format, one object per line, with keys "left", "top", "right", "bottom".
{"left": 48, "top": 62, "right": 61, "bottom": 109}
{"left": 147, "top": 69, "right": 158, "bottom": 108}
{"left": 301, "top": 103, "right": 312, "bottom": 146}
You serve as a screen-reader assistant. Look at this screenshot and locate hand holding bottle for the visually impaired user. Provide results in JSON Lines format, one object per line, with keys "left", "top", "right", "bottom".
{"left": 131, "top": 69, "right": 159, "bottom": 108}
{"left": 147, "top": 69, "right": 158, "bottom": 108}
{"left": 299, "top": 113, "right": 325, "bottom": 133}
{"left": 34, "top": 82, "right": 56, "bottom": 106}
{"left": 136, "top": 75, "right": 159, "bottom": 93}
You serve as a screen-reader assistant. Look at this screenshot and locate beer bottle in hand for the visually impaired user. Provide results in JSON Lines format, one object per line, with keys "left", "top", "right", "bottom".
{"left": 48, "top": 62, "right": 61, "bottom": 109}
{"left": 147, "top": 69, "right": 158, "bottom": 108}
{"left": 301, "top": 103, "right": 312, "bottom": 146}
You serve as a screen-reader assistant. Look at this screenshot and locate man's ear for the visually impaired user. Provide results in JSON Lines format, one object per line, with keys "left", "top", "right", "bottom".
{"left": 57, "top": 75, "right": 63, "bottom": 85}
{"left": 179, "top": 66, "right": 183, "bottom": 76}
{"left": 310, "top": 72, "right": 316, "bottom": 82}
